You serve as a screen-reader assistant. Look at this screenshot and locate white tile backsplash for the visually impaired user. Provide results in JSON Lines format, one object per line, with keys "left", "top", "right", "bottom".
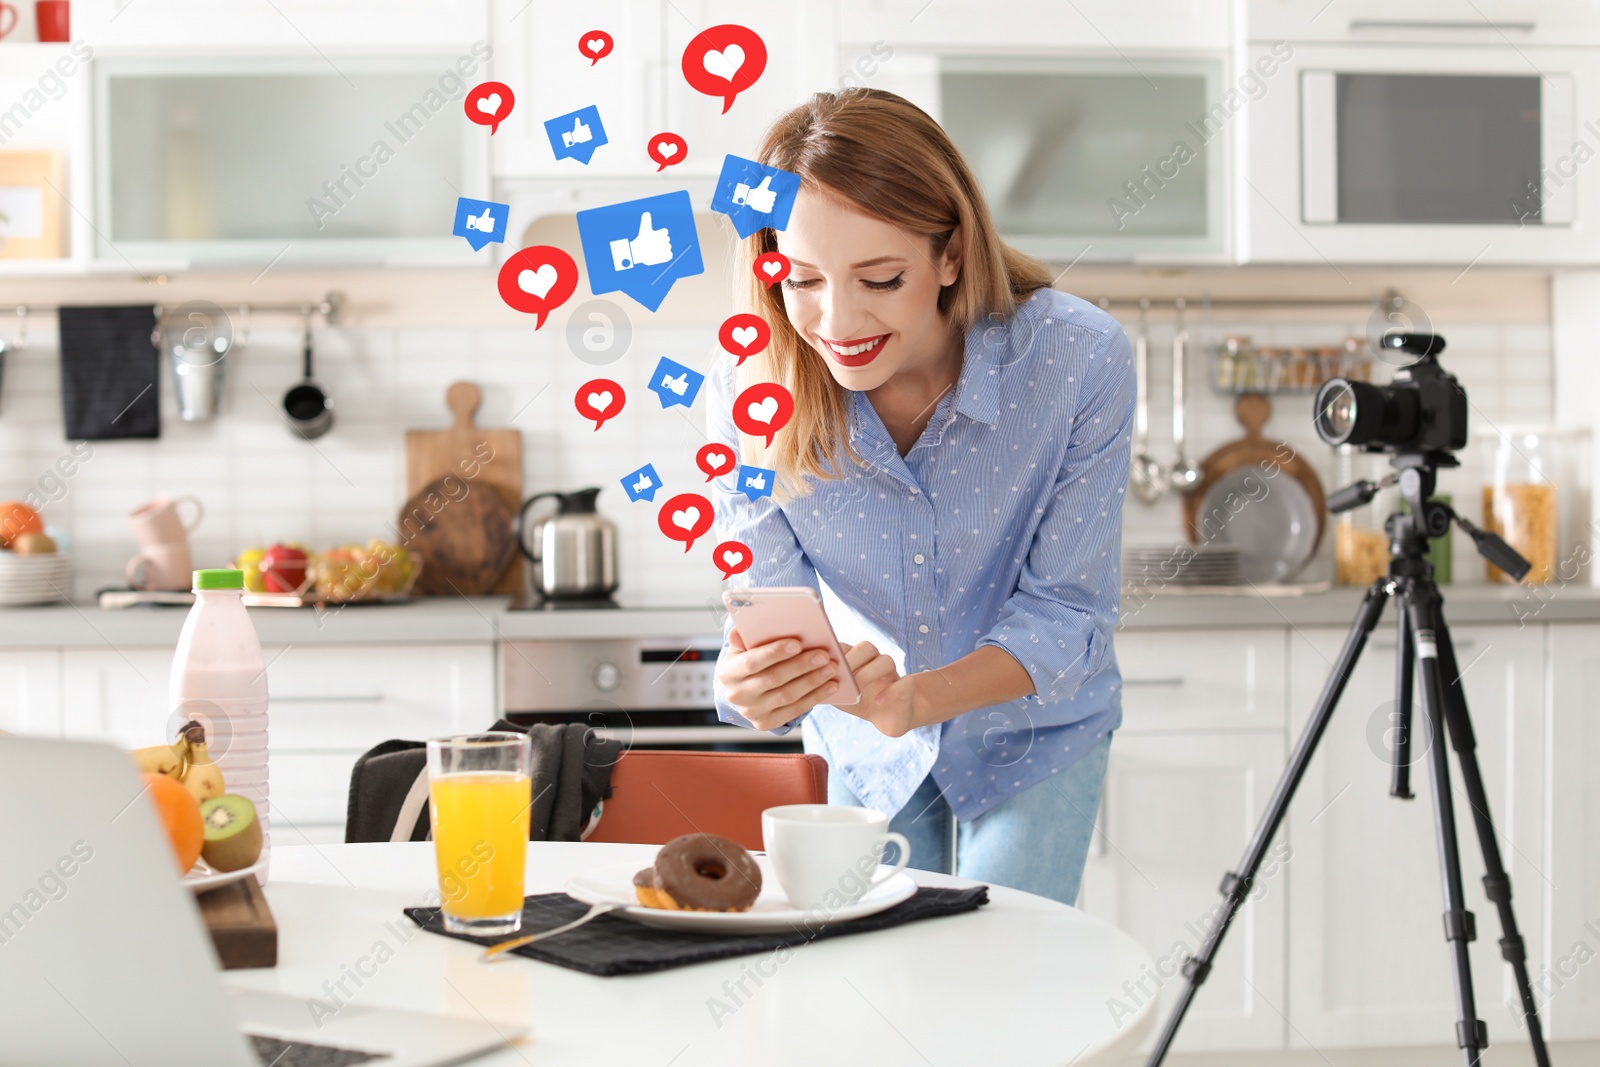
{"left": 0, "top": 289, "right": 1554, "bottom": 603}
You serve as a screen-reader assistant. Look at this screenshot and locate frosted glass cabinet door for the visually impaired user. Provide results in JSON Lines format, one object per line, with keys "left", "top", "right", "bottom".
{"left": 934, "top": 56, "right": 1228, "bottom": 262}
{"left": 93, "top": 54, "right": 492, "bottom": 267}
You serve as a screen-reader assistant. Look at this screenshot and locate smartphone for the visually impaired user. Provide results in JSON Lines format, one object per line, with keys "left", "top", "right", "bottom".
{"left": 722, "top": 587, "right": 861, "bottom": 705}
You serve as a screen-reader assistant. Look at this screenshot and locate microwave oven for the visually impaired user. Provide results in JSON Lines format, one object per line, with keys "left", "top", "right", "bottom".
{"left": 1241, "top": 43, "right": 1600, "bottom": 265}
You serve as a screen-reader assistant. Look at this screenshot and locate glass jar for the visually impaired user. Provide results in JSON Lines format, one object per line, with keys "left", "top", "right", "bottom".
{"left": 1334, "top": 446, "right": 1393, "bottom": 586}
{"left": 1341, "top": 336, "right": 1373, "bottom": 382}
{"left": 1483, "top": 430, "right": 1561, "bottom": 583}
{"left": 1214, "top": 335, "right": 1251, "bottom": 393}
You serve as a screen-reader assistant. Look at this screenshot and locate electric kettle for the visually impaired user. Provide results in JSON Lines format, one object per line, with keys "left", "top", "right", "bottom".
{"left": 513, "top": 487, "right": 618, "bottom": 599}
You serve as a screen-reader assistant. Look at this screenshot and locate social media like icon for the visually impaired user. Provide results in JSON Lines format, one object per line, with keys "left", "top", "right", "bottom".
{"left": 753, "top": 251, "right": 790, "bottom": 289}
{"left": 497, "top": 245, "right": 579, "bottom": 329}
{"left": 713, "top": 539, "right": 752, "bottom": 580}
{"left": 576, "top": 378, "right": 625, "bottom": 430}
{"left": 575, "top": 190, "right": 705, "bottom": 313}
{"left": 732, "top": 383, "right": 795, "bottom": 448}
{"left": 545, "top": 104, "right": 608, "bottom": 165}
{"left": 451, "top": 196, "right": 508, "bottom": 251}
{"left": 465, "top": 82, "right": 514, "bottom": 134}
{"left": 647, "top": 131, "right": 688, "bottom": 172}
{"left": 579, "top": 30, "right": 613, "bottom": 64}
{"left": 658, "top": 492, "right": 714, "bottom": 552}
{"left": 696, "top": 442, "right": 737, "bottom": 481}
{"left": 718, "top": 313, "right": 771, "bottom": 364}
{"left": 711, "top": 154, "right": 800, "bottom": 238}
{"left": 622, "top": 463, "right": 663, "bottom": 503}
{"left": 681, "top": 24, "right": 767, "bottom": 113}
{"left": 648, "top": 357, "right": 705, "bottom": 410}
{"left": 736, "top": 464, "right": 776, "bottom": 502}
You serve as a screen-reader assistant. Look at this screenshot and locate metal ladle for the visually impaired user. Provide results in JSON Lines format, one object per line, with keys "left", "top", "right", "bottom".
{"left": 1167, "top": 297, "right": 1202, "bottom": 494}
{"left": 1128, "top": 297, "right": 1166, "bottom": 504}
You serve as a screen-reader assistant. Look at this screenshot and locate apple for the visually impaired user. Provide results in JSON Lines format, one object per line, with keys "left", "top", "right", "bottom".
{"left": 12, "top": 532, "right": 56, "bottom": 555}
{"left": 261, "top": 543, "right": 308, "bottom": 594}
{"left": 0, "top": 501, "right": 42, "bottom": 550}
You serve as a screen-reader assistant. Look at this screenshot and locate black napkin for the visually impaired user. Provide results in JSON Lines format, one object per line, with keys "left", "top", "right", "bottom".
{"left": 403, "top": 886, "right": 989, "bottom": 977}
{"left": 57, "top": 305, "right": 160, "bottom": 439}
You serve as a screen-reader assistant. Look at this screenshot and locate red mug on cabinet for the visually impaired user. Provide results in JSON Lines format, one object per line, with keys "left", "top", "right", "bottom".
{"left": 35, "top": 0, "right": 69, "bottom": 41}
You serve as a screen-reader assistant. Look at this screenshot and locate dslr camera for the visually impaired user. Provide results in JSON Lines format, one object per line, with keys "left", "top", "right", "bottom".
{"left": 1313, "top": 333, "right": 1466, "bottom": 456}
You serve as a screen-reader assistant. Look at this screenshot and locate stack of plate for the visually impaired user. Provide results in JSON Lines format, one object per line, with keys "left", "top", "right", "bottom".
{"left": 1124, "top": 544, "right": 1245, "bottom": 588}
{"left": 0, "top": 552, "right": 72, "bottom": 606}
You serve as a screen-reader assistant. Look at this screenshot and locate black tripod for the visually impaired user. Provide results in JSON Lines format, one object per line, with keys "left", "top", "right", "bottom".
{"left": 1146, "top": 454, "right": 1552, "bottom": 1067}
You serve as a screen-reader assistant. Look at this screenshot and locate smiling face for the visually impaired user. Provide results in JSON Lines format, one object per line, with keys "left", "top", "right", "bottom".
{"left": 773, "top": 186, "right": 963, "bottom": 392}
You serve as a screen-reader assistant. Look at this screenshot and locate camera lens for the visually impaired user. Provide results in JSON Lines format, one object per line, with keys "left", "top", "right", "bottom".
{"left": 1314, "top": 378, "right": 1420, "bottom": 448}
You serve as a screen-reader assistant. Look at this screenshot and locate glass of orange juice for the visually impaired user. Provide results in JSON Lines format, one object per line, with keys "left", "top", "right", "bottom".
{"left": 425, "top": 732, "right": 533, "bottom": 936}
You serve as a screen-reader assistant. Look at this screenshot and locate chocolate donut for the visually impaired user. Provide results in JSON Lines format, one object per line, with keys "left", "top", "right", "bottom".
{"left": 632, "top": 867, "right": 666, "bottom": 909}
{"left": 650, "top": 833, "right": 762, "bottom": 912}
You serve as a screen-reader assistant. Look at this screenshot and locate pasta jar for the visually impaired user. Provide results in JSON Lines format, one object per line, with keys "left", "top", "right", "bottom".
{"left": 1482, "top": 430, "right": 1560, "bottom": 583}
{"left": 1334, "top": 446, "right": 1393, "bottom": 586}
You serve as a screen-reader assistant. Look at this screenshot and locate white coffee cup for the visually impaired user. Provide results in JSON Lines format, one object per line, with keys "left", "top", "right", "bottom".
{"left": 761, "top": 804, "right": 911, "bottom": 911}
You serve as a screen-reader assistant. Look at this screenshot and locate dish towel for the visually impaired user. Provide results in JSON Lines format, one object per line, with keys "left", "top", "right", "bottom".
{"left": 403, "top": 886, "right": 990, "bottom": 976}
{"left": 57, "top": 305, "right": 160, "bottom": 439}
{"left": 343, "top": 721, "right": 621, "bottom": 844}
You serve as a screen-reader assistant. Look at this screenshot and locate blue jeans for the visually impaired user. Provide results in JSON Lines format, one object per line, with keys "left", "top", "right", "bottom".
{"left": 826, "top": 731, "right": 1112, "bottom": 906}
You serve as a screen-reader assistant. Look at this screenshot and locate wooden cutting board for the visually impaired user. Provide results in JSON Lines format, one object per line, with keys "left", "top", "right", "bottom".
{"left": 405, "top": 382, "right": 523, "bottom": 596}
{"left": 197, "top": 876, "right": 277, "bottom": 970}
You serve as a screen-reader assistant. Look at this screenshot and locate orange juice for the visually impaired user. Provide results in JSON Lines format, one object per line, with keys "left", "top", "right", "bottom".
{"left": 428, "top": 772, "right": 531, "bottom": 919}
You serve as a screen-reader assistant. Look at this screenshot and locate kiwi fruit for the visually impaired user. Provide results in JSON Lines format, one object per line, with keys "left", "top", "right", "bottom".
{"left": 199, "top": 795, "right": 262, "bottom": 872}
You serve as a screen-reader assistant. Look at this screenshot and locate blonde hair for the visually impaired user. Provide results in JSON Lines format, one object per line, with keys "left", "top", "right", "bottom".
{"left": 734, "top": 88, "right": 1054, "bottom": 489}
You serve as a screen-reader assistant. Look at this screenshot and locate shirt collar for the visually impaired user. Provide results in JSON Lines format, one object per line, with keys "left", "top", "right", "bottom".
{"left": 953, "top": 319, "right": 1002, "bottom": 426}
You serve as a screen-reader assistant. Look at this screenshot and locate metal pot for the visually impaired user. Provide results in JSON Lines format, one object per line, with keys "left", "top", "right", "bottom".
{"left": 514, "top": 487, "right": 618, "bottom": 599}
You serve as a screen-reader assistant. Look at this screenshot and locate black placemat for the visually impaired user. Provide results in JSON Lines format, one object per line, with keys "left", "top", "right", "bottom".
{"left": 403, "top": 887, "right": 988, "bottom": 977}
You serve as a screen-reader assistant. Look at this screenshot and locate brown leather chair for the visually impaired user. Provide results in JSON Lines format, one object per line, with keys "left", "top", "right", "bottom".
{"left": 585, "top": 750, "right": 828, "bottom": 851}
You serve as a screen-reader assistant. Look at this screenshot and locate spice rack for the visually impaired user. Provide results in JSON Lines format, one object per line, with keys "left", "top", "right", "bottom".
{"left": 1210, "top": 335, "right": 1375, "bottom": 396}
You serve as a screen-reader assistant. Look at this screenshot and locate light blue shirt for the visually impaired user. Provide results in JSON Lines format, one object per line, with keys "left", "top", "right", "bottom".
{"left": 710, "top": 288, "right": 1134, "bottom": 822}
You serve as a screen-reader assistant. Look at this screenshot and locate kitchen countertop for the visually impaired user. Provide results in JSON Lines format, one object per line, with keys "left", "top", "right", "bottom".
{"left": 1, "top": 583, "right": 1597, "bottom": 648}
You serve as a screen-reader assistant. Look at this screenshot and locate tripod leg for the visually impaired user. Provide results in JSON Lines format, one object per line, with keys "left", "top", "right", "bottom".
{"left": 1391, "top": 606, "right": 1417, "bottom": 799}
{"left": 1404, "top": 588, "right": 1489, "bottom": 1065}
{"left": 1143, "top": 578, "right": 1391, "bottom": 1067}
{"left": 1433, "top": 613, "right": 1553, "bottom": 1067}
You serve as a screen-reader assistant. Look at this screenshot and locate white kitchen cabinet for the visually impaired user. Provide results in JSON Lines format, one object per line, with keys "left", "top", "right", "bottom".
{"left": 840, "top": 0, "right": 1232, "bottom": 52}
{"left": 0, "top": 649, "right": 62, "bottom": 736}
{"left": 59, "top": 643, "right": 496, "bottom": 835}
{"left": 1543, "top": 624, "right": 1600, "bottom": 1041}
{"left": 76, "top": 0, "right": 490, "bottom": 50}
{"left": 490, "top": 0, "right": 838, "bottom": 180}
{"left": 1246, "top": 0, "right": 1600, "bottom": 47}
{"left": 1115, "top": 628, "right": 1286, "bottom": 731}
{"left": 265, "top": 643, "right": 495, "bottom": 833}
{"left": 1077, "top": 730, "right": 1289, "bottom": 1052}
{"left": 59, "top": 647, "right": 177, "bottom": 746}
{"left": 1284, "top": 623, "right": 1546, "bottom": 1049}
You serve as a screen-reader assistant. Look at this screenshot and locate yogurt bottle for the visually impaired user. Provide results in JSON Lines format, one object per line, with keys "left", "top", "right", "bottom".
{"left": 170, "top": 568, "right": 270, "bottom": 877}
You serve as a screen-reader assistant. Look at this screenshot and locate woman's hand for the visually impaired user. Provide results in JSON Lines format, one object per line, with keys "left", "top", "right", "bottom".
{"left": 717, "top": 628, "right": 842, "bottom": 732}
{"left": 840, "top": 642, "right": 922, "bottom": 739}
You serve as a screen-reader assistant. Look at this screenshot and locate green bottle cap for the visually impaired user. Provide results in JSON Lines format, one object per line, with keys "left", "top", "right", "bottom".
{"left": 193, "top": 569, "right": 244, "bottom": 591}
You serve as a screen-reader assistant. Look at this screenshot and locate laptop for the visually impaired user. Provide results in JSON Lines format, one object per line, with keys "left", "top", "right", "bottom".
{"left": 0, "top": 734, "right": 527, "bottom": 1067}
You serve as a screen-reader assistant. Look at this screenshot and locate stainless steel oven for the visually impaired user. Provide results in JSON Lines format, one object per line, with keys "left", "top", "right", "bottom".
{"left": 499, "top": 638, "right": 800, "bottom": 752}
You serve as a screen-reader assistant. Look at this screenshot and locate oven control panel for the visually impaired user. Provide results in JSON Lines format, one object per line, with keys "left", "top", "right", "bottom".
{"left": 501, "top": 639, "right": 722, "bottom": 711}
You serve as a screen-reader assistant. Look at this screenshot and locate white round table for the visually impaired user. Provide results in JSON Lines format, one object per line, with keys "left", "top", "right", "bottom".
{"left": 229, "top": 843, "right": 1157, "bottom": 1066}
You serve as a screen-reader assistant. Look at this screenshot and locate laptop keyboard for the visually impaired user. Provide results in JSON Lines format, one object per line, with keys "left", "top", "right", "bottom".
{"left": 249, "top": 1034, "right": 391, "bottom": 1066}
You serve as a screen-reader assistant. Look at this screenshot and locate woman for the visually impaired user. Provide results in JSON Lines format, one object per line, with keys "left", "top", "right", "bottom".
{"left": 709, "top": 89, "right": 1133, "bottom": 906}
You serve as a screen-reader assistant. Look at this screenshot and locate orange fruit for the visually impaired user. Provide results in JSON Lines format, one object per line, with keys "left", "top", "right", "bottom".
{"left": 143, "top": 772, "right": 204, "bottom": 874}
{"left": 0, "top": 501, "right": 42, "bottom": 550}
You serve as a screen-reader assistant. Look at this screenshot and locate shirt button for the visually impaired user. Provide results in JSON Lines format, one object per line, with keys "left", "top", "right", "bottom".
{"left": 918, "top": 624, "right": 930, "bottom": 634}
{"left": 909, "top": 487, "right": 920, "bottom": 495}
{"left": 913, "top": 553, "right": 925, "bottom": 565}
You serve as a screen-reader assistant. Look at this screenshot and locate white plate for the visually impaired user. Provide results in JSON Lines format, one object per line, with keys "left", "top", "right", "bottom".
{"left": 1198, "top": 468, "right": 1321, "bottom": 583}
{"left": 183, "top": 854, "right": 267, "bottom": 894}
{"left": 565, "top": 857, "right": 918, "bottom": 934}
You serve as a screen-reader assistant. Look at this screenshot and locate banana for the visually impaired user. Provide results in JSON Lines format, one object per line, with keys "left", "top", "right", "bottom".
{"left": 175, "top": 721, "right": 225, "bottom": 803}
{"left": 131, "top": 741, "right": 186, "bottom": 778}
